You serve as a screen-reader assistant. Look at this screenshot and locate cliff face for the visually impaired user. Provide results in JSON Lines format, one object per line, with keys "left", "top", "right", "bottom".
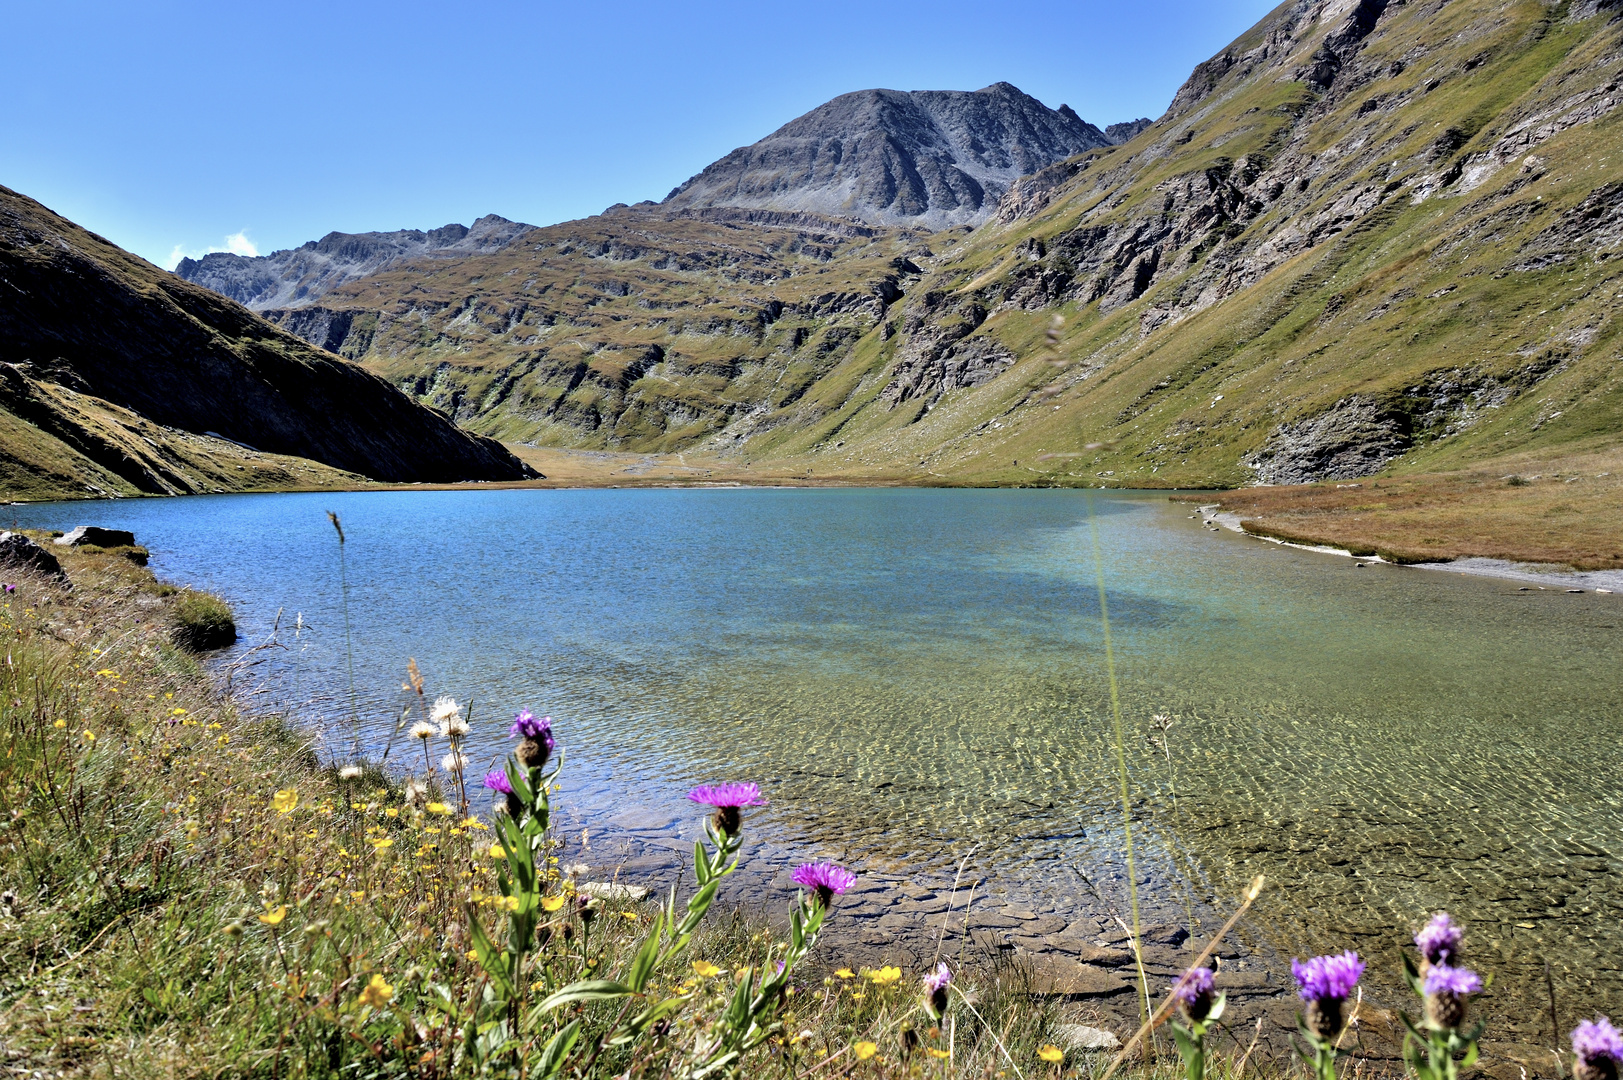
{"left": 0, "top": 186, "right": 536, "bottom": 498}
{"left": 662, "top": 83, "right": 1113, "bottom": 229}
{"left": 175, "top": 215, "right": 534, "bottom": 311}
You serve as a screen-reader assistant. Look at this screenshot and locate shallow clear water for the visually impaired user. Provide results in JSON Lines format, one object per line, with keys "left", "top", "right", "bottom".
{"left": 14, "top": 488, "right": 1621, "bottom": 1023}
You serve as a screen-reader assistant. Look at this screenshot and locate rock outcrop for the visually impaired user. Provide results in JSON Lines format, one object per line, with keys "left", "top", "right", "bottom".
{"left": 662, "top": 83, "right": 1113, "bottom": 228}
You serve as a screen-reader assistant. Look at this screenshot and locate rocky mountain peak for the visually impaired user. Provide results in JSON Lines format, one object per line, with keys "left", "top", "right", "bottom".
{"left": 661, "top": 82, "right": 1114, "bottom": 229}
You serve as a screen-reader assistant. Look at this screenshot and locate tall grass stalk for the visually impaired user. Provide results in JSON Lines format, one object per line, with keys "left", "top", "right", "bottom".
{"left": 326, "top": 511, "right": 360, "bottom": 758}
{"left": 1087, "top": 493, "right": 1151, "bottom": 1032}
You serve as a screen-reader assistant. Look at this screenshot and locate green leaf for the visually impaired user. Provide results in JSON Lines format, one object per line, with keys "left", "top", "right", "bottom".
{"left": 531, "top": 1019, "right": 580, "bottom": 1079}
{"left": 609, "top": 995, "right": 690, "bottom": 1046}
{"left": 694, "top": 841, "right": 711, "bottom": 886}
{"left": 627, "top": 914, "right": 664, "bottom": 992}
{"left": 534, "top": 979, "right": 634, "bottom": 1013}
{"left": 467, "top": 908, "right": 516, "bottom": 999}
{"left": 677, "top": 880, "right": 720, "bottom": 935}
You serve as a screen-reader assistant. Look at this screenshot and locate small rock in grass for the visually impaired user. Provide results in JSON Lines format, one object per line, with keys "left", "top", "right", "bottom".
{"left": 579, "top": 882, "right": 649, "bottom": 902}
{"left": 1052, "top": 1023, "right": 1121, "bottom": 1051}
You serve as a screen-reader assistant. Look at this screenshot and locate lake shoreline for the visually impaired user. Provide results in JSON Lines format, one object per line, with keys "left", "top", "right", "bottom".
{"left": 1194, "top": 503, "right": 1623, "bottom": 592}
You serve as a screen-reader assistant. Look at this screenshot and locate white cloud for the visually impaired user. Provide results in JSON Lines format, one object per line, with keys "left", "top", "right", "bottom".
{"left": 166, "top": 230, "right": 259, "bottom": 270}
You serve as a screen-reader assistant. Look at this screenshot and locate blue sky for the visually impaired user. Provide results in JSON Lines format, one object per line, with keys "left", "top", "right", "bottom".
{"left": 0, "top": 0, "right": 1277, "bottom": 269}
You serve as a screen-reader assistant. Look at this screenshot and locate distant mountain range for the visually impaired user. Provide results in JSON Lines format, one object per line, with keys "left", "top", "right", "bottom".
{"left": 166, "top": 2, "right": 1623, "bottom": 493}
{"left": 177, "top": 214, "right": 534, "bottom": 312}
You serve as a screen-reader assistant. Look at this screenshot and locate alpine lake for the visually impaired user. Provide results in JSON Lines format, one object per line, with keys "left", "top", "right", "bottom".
{"left": 17, "top": 487, "right": 1620, "bottom": 1053}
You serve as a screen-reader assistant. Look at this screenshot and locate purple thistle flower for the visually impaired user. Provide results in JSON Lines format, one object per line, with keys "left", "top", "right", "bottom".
{"left": 1423, "top": 963, "right": 1482, "bottom": 1029}
{"left": 509, "top": 709, "right": 552, "bottom": 739}
{"left": 923, "top": 962, "right": 952, "bottom": 1016}
{"left": 689, "top": 782, "right": 767, "bottom": 835}
{"left": 1173, "top": 966, "right": 1215, "bottom": 1006}
{"left": 1574, "top": 1019, "right": 1623, "bottom": 1065}
{"left": 508, "top": 710, "right": 555, "bottom": 768}
{"left": 2, "top": 583, "right": 14, "bottom": 594}
{"left": 688, "top": 782, "right": 768, "bottom": 808}
{"left": 482, "top": 768, "right": 513, "bottom": 795}
{"left": 1293, "top": 952, "right": 1364, "bottom": 1002}
{"left": 1423, "top": 965, "right": 1482, "bottom": 997}
{"left": 791, "top": 861, "right": 856, "bottom": 907}
{"left": 1294, "top": 952, "right": 1362, "bottom": 1041}
{"left": 1415, "top": 912, "right": 1464, "bottom": 966}
{"left": 1173, "top": 966, "right": 1217, "bottom": 1021}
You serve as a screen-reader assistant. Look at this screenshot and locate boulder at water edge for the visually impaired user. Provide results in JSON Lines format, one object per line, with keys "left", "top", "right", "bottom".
{"left": 54, "top": 525, "right": 137, "bottom": 548}
{"left": 0, "top": 532, "right": 66, "bottom": 582}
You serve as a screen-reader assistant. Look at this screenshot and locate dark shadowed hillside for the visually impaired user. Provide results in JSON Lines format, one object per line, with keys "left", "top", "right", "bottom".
{"left": 0, "top": 186, "right": 535, "bottom": 499}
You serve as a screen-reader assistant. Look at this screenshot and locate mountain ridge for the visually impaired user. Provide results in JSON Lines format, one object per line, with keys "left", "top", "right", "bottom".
{"left": 176, "top": 214, "right": 534, "bottom": 311}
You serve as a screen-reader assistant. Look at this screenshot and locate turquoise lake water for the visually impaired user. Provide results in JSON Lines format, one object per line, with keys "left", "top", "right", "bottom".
{"left": 13, "top": 488, "right": 1621, "bottom": 1024}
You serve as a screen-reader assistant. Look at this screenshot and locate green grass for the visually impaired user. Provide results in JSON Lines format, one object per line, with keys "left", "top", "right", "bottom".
{"left": 169, "top": 589, "right": 237, "bottom": 651}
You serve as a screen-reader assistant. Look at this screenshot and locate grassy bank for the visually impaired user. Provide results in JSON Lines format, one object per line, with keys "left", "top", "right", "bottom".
{"left": 1180, "top": 445, "right": 1623, "bottom": 569}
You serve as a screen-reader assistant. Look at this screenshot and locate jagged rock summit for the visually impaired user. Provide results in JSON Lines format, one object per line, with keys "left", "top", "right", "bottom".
{"left": 662, "top": 82, "right": 1114, "bottom": 228}
{"left": 176, "top": 214, "right": 534, "bottom": 312}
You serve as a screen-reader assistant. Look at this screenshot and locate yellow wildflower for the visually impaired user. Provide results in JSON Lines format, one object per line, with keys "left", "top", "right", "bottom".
{"left": 834, "top": 968, "right": 855, "bottom": 979}
{"left": 372, "top": 837, "right": 393, "bottom": 849}
{"left": 271, "top": 789, "right": 298, "bottom": 814}
{"left": 82, "top": 730, "right": 96, "bottom": 742}
{"left": 621, "top": 911, "right": 638, "bottom": 921}
{"left": 853, "top": 1041, "right": 878, "bottom": 1061}
{"left": 426, "top": 802, "right": 450, "bottom": 816}
{"left": 926, "top": 1048, "right": 950, "bottom": 1059}
{"left": 1038, "top": 1045, "right": 1064, "bottom": 1064}
{"left": 541, "top": 895, "right": 566, "bottom": 913}
{"left": 356, "top": 973, "right": 393, "bottom": 1008}
{"left": 52, "top": 719, "right": 66, "bottom": 729}
{"left": 385, "top": 808, "right": 399, "bottom": 818}
{"left": 867, "top": 966, "right": 902, "bottom": 987}
{"left": 499, "top": 895, "right": 520, "bottom": 912}
{"left": 691, "top": 960, "right": 722, "bottom": 978}
{"left": 96, "top": 669, "right": 116, "bottom": 677}
{"left": 488, "top": 844, "right": 505, "bottom": 859}
{"left": 259, "top": 905, "right": 288, "bottom": 926}
{"left": 460, "top": 818, "right": 488, "bottom": 830}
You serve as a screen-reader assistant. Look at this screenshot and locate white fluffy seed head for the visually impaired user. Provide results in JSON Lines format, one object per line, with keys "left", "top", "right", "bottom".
{"left": 338, "top": 765, "right": 363, "bottom": 779}
{"left": 443, "top": 716, "right": 470, "bottom": 738}
{"left": 409, "top": 720, "right": 436, "bottom": 740}
{"left": 441, "top": 751, "right": 467, "bottom": 774}
{"left": 430, "top": 696, "right": 461, "bottom": 724}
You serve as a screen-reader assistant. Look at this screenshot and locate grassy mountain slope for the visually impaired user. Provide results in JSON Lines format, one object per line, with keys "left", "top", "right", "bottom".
{"left": 249, "top": 0, "right": 1621, "bottom": 500}
{"left": 853, "top": 0, "right": 1623, "bottom": 490}
{"left": 261, "top": 208, "right": 957, "bottom": 453}
{"left": 0, "top": 186, "right": 535, "bottom": 499}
